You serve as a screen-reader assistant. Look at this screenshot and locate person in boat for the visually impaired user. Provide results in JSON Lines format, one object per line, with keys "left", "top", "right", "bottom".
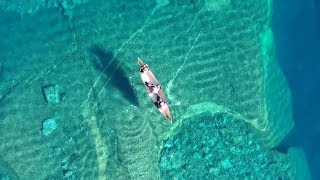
{"left": 140, "top": 64, "right": 149, "bottom": 73}
{"left": 144, "top": 82, "right": 153, "bottom": 93}
{"left": 154, "top": 94, "right": 167, "bottom": 110}
{"left": 154, "top": 100, "right": 168, "bottom": 110}
{"left": 154, "top": 101, "right": 160, "bottom": 108}
{"left": 144, "top": 82, "right": 161, "bottom": 94}
{"left": 160, "top": 102, "right": 168, "bottom": 110}
{"left": 151, "top": 84, "right": 161, "bottom": 94}
{"left": 156, "top": 94, "right": 161, "bottom": 102}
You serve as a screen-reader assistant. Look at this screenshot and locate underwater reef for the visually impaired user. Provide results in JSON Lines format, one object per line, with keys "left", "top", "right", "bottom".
{"left": 0, "top": 0, "right": 310, "bottom": 179}
{"left": 160, "top": 112, "right": 309, "bottom": 179}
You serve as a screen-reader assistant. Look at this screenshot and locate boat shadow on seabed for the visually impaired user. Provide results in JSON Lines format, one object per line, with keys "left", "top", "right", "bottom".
{"left": 88, "top": 45, "right": 139, "bottom": 106}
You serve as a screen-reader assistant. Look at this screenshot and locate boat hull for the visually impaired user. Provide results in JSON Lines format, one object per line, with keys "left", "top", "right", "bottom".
{"left": 138, "top": 58, "right": 172, "bottom": 123}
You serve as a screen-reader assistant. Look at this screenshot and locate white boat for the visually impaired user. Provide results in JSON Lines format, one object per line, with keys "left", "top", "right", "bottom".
{"left": 138, "top": 58, "right": 173, "bottom": 124}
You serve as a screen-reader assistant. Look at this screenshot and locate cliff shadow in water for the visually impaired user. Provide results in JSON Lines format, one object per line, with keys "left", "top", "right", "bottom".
{"left": 89, "top": 45, "right": 139, "bottom": 106}
{"left": 273, "top": 0, "right": 320, "bottom": 179}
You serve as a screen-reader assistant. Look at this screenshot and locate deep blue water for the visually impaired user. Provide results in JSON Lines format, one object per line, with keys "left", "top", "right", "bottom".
{"left": 273, "top": 0, "right": 320, "bottom": 179}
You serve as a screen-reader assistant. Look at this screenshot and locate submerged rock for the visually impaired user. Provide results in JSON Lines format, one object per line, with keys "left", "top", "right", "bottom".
{"left": 42, "top": 85, "right": 61, "bottom": 104}
{"left": 171, "top": 151, "right": 184, "bottom": 168}
{"left": 221, "top": 159, "right": 233, "bottom": 169}
{"left": 61, "top": 154, "right": 79, "bottom": 179}
{"left": 156, "top": 0, "right": 169, "bottom": 7}
{"left": 42, "top": 118, "right": 57, "bottom": 136}
{"left": 204, "top": 0, "right": 230, "bottom": 11}
{"left": 159, "top": 112, "right": 304, "bottom": 179}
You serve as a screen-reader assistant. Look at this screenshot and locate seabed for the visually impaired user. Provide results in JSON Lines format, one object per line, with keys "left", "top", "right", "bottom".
{"left": 0, "top": 0, "right": 310, "bottom": 179}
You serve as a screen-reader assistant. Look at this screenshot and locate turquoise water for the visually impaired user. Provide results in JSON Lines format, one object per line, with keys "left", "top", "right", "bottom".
{"left": 0, "top": 0, "right": 315, "bottom": 179}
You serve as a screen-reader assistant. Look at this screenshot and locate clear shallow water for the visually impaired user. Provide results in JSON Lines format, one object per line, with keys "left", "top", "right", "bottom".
{"left": 273, "top": 0, "right": 320, "bottom": 179}
{"left": 0, "top": 0, "right": 316, "bottom": 179}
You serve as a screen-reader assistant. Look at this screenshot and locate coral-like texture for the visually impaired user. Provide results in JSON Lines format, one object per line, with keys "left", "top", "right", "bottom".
{"left": 160, "top": 113, "right": 298, "bottom": 179}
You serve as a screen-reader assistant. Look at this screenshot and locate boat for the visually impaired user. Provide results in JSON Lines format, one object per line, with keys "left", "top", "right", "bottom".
{"left": 138, "top": 57, "right": 173, "bottom": 124}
